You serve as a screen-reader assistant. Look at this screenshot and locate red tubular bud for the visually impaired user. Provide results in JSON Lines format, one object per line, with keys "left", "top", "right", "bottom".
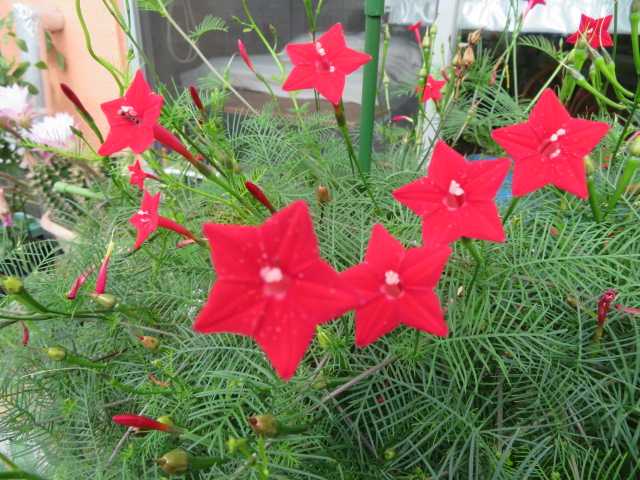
{"left": 94, "top": 241, "right": 114, "bottom": 295}
{"left": 112, "top": 414, "right": 176, "bottom": 433}
{"left": 21, "top": 321, "right": 29, "bottom": 346}
{"left": 153, "top": 124, "right": 197, "bottom": 163}
{"left": 245, "top": 181, "right": 276, "bottom": 214}
{"left": 407, "top": 22, "right": 423, "bottom": 46}
{"left": 616, "top": 304, "right": 640, "bottom": 315}
{"left": 67, "top": 266, "right": 95, "bottom": 300}
{"left": 189, "top": 85, "right": 205, "bottom": 112}
{"left": 597, "top": 289, "right": 617, "bottom": 327}
{"left": 157, "top": 216, "right": 198, "bottom": 243}
{"left": 60, "top": 83, "right": 90, "bottom": 118}
{"left": 237, "top": 39, "right": 255, "bottom": 72}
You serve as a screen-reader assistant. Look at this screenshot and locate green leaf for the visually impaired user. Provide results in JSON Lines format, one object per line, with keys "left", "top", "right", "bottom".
{"left": 189, "top": 15, "right": 228, "bottom": 43}
{"left": 15, "top": 37, "right": 28, "bottom": 53}
{"left": 34, "top": 60, "right": 48, "bottom": 70}
{"left": 55, "top": 51, "right": 66, "bottom": 71}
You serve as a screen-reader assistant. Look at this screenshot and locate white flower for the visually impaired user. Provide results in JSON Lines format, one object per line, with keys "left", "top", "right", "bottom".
{"left": 0, "top": 84, "right": 31, "bottom": 122}
{"left": 27, "top": 113, "right": 75, "bottom": 149}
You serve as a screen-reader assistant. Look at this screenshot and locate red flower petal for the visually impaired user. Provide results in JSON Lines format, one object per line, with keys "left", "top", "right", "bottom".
{"left": 112, "top": 414, "right": 172, "bottom": 432}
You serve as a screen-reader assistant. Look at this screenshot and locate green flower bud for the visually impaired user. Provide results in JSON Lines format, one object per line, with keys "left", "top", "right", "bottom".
{"left": 2, "top": 276, "right": 24, "bottom": 294}
{"left": 383, "top": 448, "right": 397, "bottom": 461}
{"left": 47, "top": 346, "right": 67, "bottom": 361}
{"left": 226, "top": 437, "right": 249, "bottom": 456}
{"left": 629, "top": 134, "right": 640, "bottom": 156}
{"left": 248, "top": 414, "right": 278, "bottom": 437}
{"left": 156, "top": 448, "right": 189, "bottom": 476}
{"left": 139, "top": 336, "right": 160, "bottom": 351}
{"left": 92, "top": 293, "right": 117, "bottom": 309}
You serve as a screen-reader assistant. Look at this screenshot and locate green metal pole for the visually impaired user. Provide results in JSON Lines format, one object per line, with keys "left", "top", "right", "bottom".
{"left": 358, "top": 0, "right": 385, "bottom": 173}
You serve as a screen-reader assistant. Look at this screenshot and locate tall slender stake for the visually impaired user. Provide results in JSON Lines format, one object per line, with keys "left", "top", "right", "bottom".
{"left": 358, "top": 0, "right": 385, "bottom": 173}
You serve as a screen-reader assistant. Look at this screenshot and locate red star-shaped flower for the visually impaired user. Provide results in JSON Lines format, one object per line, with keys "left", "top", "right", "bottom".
{"left": 407, "top": 22, "right": 423, "bottom": 46}
{"left": 128, "top": 158, "right": 159, "bottom": 190}
{"left": 342, "top": 225, "right": 451, "bottom": 347}
{"left": 491, "top": 89, "right": 610, "bottom": 199}
{"left": 98, "top": 70, "right": 163, "bottom": 156}
{"left": 193, "top": 201, "right": 356, "bottom": 381}
{"left": 393, "top": 141, "right": 510, "bottom": 246}
{"left": 420, "top": 75, "right": 446, "bottom": 103}
{"left": 525, "top": 0, "right": 546, "bottom": 12}
{"left": 129, "top": 191, "right": 196, "bottom": 249}
{"left": 282, "top": 23, "right": 371, "bottom": 105}
{"left": 566, "top": 14, "right": 613, "bottom": 49}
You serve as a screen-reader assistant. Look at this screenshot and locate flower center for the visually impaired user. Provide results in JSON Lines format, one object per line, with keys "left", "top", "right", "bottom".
{"left": 260, "top": 266, "right": 289, "bottom": 299}
{"left": 137, "top": 209, "right": 151, "bottom": 223}
{"left": 540, "top": 127, "right": 567, "bottom": 160}
{"left": 118, "top": 105, "right": 141, "bottom": 125}
{"left": 314, "top": 41, "right": 336, "bottom": 73}
{"left": 381, "top": 270, "right": 403, "bottom": 299}
{"left": 443, "top": 179, "right": 465, "bottom": 210}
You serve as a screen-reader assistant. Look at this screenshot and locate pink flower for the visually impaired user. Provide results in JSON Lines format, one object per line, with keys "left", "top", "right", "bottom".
{"left": 566, "top": 15, "right": 613, "bottom": 49}
{"left": 419, "top": 75, "right": 446, "bottom": 103}
{"left": 393, "top": 141, "right": 510, "bottom": 246}
{"left": 407, "top": 22, "right": 423, "bottom": 46}
{"left": 98, "top": 70, "right": 164, "bottom": 156}
{"left": 237, "top": 39, "right": 255, "bottom": 72}
{"left": 342, "top": 225, "right": 451, "bottom": 347}
{"left": 245, "top": 181, "right": 276, "bottom": 214}
{"left": 129, "top": 191, "right": 197, "bottom": 250}
{"left": 94, "top": 241, "right": 114, "bottom": 295}
{"left": 193, "top": 201, "right": 356, "bottom": 381}
{"left": 282, "top": 23, "right": 372, "bottom": 105}
{"left": 128, "top": 158, "right": 159, "bottom": 190}
{"left": 0, "top": 85, "right": 31, "bottom": 123}
{"left": 491, "top": 89, "right": 610, "bottom": 199}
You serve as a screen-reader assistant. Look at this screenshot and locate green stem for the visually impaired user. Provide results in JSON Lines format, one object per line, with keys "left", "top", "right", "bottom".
{"left": 586, "top": 174, "right": 603, "bottom": 222}
{"left": 53, "top": 182, "right": 106, "bottom": 200}
{"left": 333, "top": 102, "right": 381, "bottom": 213}
{"left": 559, "top": 48, "right": 587, "bottom": 103}
{"left": 0, "top": 452, "right": 18, "bottom": 470}
{"left": 358, "top": 0, "right": 385, "bottom": 173}
{"left": 632, "top": 12, "right": 640, "bottom": 75}
{"left": 606, "top": 156, "right": 640, "bottom": 215}
{"left": 460, "top": 238, "right": 484, "bottom": 267}
{"left": 0, "top": 472, "right": 49, "bottom": 480}
{"left": 571, "top": 71, "right": 625, "bottom": 109}
{"left": 593, "top": 56, "right": 634, "bottom": 98}
{"left": 75, "top": 0, "right": 124, "bottom": 93}
{"left": 502, "top": 197, "right": 521, "bottom": 224}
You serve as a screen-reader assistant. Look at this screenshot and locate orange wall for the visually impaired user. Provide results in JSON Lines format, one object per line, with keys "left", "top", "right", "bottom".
{"left": 0, "top": 0, "right": 129, "bottom": 141}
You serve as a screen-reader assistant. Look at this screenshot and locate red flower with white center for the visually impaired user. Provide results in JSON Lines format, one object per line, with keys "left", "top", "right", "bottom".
{"left": 491, "top": 89, "right": 610, "bottom": 199}
{"left": 112, "top": 414, "right": 177, "bottom": 433}
{"left": 128, "top": 158, "right": 159, "bottom": 190}
{"left": 419, "top": 75, "right": 446, "bottom": 103}
{"left": 98, "top": 70, "right": 163, "bottom": 156}
{"left": 193, "top": 201, "right": 356, "bottom": 381}
{"left": 407, "top": 22, "right": 423, "bottom": 46}
{"left": 393, "top": 141, "right": 510, "bottom": 246}
{"left": 129, "top": 191, "right": 198, "bottom": 250}
{"left": 566, "top": 14, "right": 613, "bottom": 49}
{"left": 282, "top": 23, "right": 372, "bottom": 105}
{"left": 342, "top": 225, "right": 451, "bottom": 347}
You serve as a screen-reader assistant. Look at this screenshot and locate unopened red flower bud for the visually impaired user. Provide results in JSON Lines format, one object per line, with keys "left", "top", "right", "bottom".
{"left": 94, "top": 241, "right": 114, "bottom": 295}
{"left": 139, "top": 336, "right": 160, "bottom": 351}
{"left": 248, "top": 414, "right": 279, "bottom": 437}
{"left": 189, "top": 85, "right": 205, "bottom": 112}
{"left": 237, "top": 39, "right": 255, "bottom": 72}
{"left": 21, "top": 321, "right": 29, "bottom": 346}
{"left": 156, "top": 448, "right": 189, "bottom": 475}
{"left": 67, "top": 266, "right": 95, "bottom": 300}
{"left": 60, "top": 83, "right": 90, "bottom": 118}
{"left": 112, "top": 414, "right": 176, "bottom": 433}
{"left": 153, "top": 125, "right": 197, "bottom": 164}
{"left": 245, "top": 181, "right": 276, "bottom": 214}
{"left": 316, "top": 185, "right": 331, "bottom": 204}
{"left": 92, "top": 293, "right": 117, "bottom": 309}
{"left": 597, "top": 289, "right": 617, "bottom": 327}
{"left": 47, "top": 346, "right": 67, "bottom": 361}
